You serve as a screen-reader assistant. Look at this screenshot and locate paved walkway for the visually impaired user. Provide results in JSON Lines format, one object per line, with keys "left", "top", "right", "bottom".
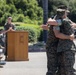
{"left": 0, "top": 52, "right": 76, "bottom": 75}
{"left": 0, "top": 52, "right": 47, "bottom": 75}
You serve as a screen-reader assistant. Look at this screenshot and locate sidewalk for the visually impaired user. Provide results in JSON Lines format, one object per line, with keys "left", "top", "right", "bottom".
{"left": 0, "top": 52, "right": 47, "bottom": 75}
{"left": 0, "top": 52, "right": 76, "bottom": 75}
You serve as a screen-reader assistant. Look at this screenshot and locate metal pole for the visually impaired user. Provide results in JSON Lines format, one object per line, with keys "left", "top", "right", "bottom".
{"left": 42, "top": 0, "right": 48, "bottom": 43}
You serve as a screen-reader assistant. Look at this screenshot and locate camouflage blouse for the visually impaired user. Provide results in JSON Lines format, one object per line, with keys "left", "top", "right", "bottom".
{"left": 57, "top": 18, "right": 76, "bottom": 52}
{"left": 4, "top": 22, "right": 15, "bottom": 30}
{"left": 46, "top": 25, "right": 59, "bottom": 49}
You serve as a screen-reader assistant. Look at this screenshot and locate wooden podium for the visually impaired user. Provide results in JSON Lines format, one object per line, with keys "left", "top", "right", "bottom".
{"left": 7, "top": 31, "right": 29, "bottom": 61}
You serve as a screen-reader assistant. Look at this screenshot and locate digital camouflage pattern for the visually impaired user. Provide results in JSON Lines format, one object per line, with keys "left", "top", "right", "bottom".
{"left": 46, "top": 25, "right": 60, "bottom": 75}
{"left": 46, "top": 18, "right": 76, "bottom": 75}
{"left": 46, "top": 4, "right": 76, "bottom": 75}
{"left": 56, "top": 17, "right": 76, "bottom": 75}
{"left": 4, "top": 22, "right": 15, "bottom": 30}
{"left": 57, "top": 17, "right": 76, "bottom": 52}
{"left": 57, "top": 50, "right": 75, "bottom": 75}
{"left": 4, "top": 22, "right": 15, "bottom": 56}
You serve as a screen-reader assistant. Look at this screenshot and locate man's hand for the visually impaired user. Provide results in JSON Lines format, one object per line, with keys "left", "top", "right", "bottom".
{"left": 6, "top": 27, "right": 14, "bottom": 32}
{"left": 9, "top": 27, "right": 15, "bottom": 31}
{"left": 71, "top": 23, "right": 76, "bottom": 28}
{"left": 40, "top": 24, "right": 49, "bottom": 30}
{"left": 69, "top": 34, "right": 74, "bottom": 40}
{"left": 47, "top": 18, "right": 58, "bottom": 25}
{"left": 9, "top": 27, "right": 12, "bottom": 30}
{"left": 8, "top": 27, "right": 11, "bottom": 31}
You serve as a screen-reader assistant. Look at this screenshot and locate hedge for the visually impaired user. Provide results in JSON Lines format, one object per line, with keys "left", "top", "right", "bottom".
{"left": 16, "top": 26, "right": 40, "bottom": 42}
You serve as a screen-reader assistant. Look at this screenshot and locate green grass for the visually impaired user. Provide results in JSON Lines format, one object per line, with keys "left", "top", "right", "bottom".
{"left": 0, "top": 26, "right": 4, "bottom": 29}
{"left": 14, "top": 22, "right": 38, "bottom": 26}
{"left": 0, "top": 22, "right": 42, "bottom": 30}
{"left": 14, "top": 22, "right": 42, "bottom": 30}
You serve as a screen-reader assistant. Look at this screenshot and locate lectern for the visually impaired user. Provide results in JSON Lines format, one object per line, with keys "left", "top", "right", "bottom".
{"left": 7, "top": 31, "right": 29, "bottom": 61}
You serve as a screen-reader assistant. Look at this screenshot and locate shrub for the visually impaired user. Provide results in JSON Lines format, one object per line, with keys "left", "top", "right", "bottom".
{"left": 14, "top": 22, "right": 43, "bottom": 42}
{"left": 37, "top": 30, "right": 43, "bottom": 42}
{"left": 17, "top": 14, "right": 25, "bottom": 22}
{"left": 0, "top": 13, "right": 11, "bottom": 25}
{"left": 16, "top": 26, "right": 37, "bottom": 42}
{"left": 12, "top": 14, "right": 25, "bottom": 22}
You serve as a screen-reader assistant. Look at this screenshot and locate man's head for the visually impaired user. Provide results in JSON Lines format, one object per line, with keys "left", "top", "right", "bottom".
{"left": 57, "top": 5, "right": 69, "bottom": 12}
{"left": 7, "top": 17, "right": 12, "bottom": 24}
{"left": 8, "top": 17, "right": 12, "bottom": 20}
{"left": 57, "top": 5, "right": 69, "bottom": 18}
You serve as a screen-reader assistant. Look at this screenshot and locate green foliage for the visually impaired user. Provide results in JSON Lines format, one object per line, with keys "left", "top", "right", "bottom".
{"left": 38, "top": 0, "right": 76, "bottom": 22}
{"left": 13, "top": 0, "right": 27, "bottom": 11}
{"left": 16, "top": 26, "right": 37, "bottom": 42}
{"left": 10, "top": 13, "right": 25, "bottom": 22}
{"left": 47, "top": 0, "right": 70, "bottom": 16}
{"left": 69, "top": 9, "right": 76, "bottom": 22}
{"left": 6, "top": 0, "right": 14, "bottom": 4}
{"left": 0, "top": 10, "right": 3, "bottom": 17}
{"left": 1, "top": 13, "right": 11, "bottom": 25}
{"left": 14, "top": 22, "right": 42, "bottom": 42}
{"left": 9, "top": 4, "right": 17, "bottom": 14}
{"left": 17, "top": 14, "right": 25, "bottom": 22}
{"left": 0, "top": 0, "right": 43, "bottom": 25}
{"left": 0, "top": 0, "right": 76, "bottom": 25}
{"left": 66, "top": 0, "right": 76, "bottom": 22}
{"left": 23, "top": 16, "right": 32, "bottom": 24}
{"left": 18, "top": 9, "right": 23, "bottom": 14}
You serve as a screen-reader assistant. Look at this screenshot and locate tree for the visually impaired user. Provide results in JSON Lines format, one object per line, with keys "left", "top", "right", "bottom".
{"left": 0, "top": 0, "right": 43, "bottom": 25}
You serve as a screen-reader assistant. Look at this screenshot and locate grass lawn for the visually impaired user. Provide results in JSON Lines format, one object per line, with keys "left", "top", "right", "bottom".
{"left": 0, "top": 22, "right": 41, "bottom": 30}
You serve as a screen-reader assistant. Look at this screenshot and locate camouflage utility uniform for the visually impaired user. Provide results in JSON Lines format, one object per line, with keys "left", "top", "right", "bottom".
{"left": 4, "top": 23, "right": 15, "bottom": 57}
{"left": 46, "top": 25, "right": 59, "bottom": 75}
{"left": 57, "top": 17, "right": 76, "bottom": 75}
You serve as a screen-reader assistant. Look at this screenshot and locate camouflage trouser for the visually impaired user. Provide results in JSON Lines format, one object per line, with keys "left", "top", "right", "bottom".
{"left": 46, "top": 46, "right": 59, "bottom": 75}
{"left": 46, "top": 48, "right": 76, "bottom": 75}
{"left": 58, "top": 50, "right": 76, "bottom": 75}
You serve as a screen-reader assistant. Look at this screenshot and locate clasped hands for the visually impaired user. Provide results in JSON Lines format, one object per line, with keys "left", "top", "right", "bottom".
{"left": 7, "top": 27, "right": 14, "bottom": 32}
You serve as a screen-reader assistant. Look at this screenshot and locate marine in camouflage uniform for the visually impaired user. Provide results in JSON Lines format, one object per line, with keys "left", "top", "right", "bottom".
{"left": 56, "top": 17, "right": 76, "bottom": 75}
{"left": 52, "top": 5, "right": 76, "bottom": 75}
{"left": 46, "top": 25, "right": 59, "bottom": 75}
{"left": 45, "top": 5, "right": 76, "bottom": 75}
{"left": 4, "top": 17, "right": 15, "bottom": 59}
{"left": 45, "top": 13, "right": 73, "bottom": 75}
